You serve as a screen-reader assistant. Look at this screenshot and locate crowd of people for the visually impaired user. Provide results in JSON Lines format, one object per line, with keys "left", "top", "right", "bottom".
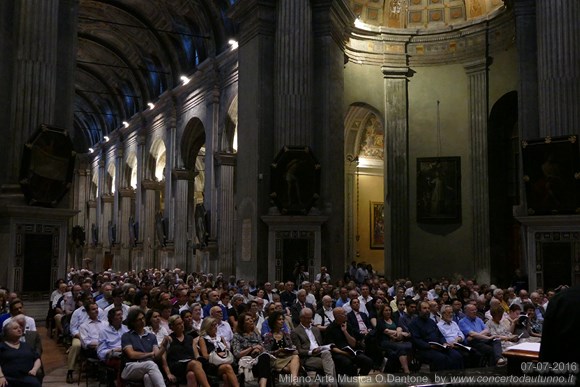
{"left": 0, "top": 263, "right": 564, "bottom": 387}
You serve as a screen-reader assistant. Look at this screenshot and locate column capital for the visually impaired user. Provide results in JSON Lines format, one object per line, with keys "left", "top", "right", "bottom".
{"left": 311, "top": 0, "right": 356, "bottom": 45}
{"left": 87, "top": 200, "right": 97, "bottom": 208}
{"left": 381, "top": 66, "right": 412, "bottom": 79}
{"left": 141, "top": 179, "right": 164, "bottom": 191}
{"left": 514, "top": 0, "right": 536, "bottom": 18}
{"left": 215, "top": 152, "right": 238, "bottom": 167}
{"left": 137, "top": 135, "right": 147, "bottom": 146}
{"left": 101, "top": 194, "right": 114, "bottom": 203}
{"left": 118, "top": 188, "right": 135, "bottom": 198}
{"left": 172, "top": 168, "right": 198, "bottom": 181}
{"left": 463, "top": 57, "right": 490, "bottom": 75}
{"left": 228, "top": 0, "right": 277, "bottom": 45}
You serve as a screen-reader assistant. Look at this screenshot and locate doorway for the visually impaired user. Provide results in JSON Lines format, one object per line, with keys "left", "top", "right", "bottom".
{"left": 23, "top": 234, "right": 52, "bottom": 293}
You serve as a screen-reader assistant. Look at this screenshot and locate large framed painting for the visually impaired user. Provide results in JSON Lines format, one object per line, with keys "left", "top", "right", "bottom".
{"left": 417, "top": 156, "right": 462, "bottom": 223}
{"left": 522, "top": 135, "right": 580, "bottom": 215}
{"left": 370, "top": 201, "right": 385, "bottom": 249}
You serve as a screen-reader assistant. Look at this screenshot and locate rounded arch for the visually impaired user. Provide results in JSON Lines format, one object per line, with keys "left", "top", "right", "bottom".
{"left": 150, "top": 138, "right": 167, "bottom": 181}
{"left": 222, "top": 94, "right": 238, "bottom": 153}
{"left": 126, "top": 151, "right": 138, "bottom": 189}
{"left": 181, "top": 117, "right": 206, "bottom": 169}
{"left": 107, "top": 162, "right": 116, "bottom": 194}
{"left": 344, "top": 102, "right": 385, "bottom": 163}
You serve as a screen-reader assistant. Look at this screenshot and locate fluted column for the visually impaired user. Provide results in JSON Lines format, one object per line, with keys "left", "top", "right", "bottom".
{"left": 382, "top": 66, "right": 410, "bottom": 279}
{"left": 274, "top": 0, "right": 313, "bottom": 148}
{"left": 136, "top": 135, "right": 146, "bottom": 242}
{"left": 537, "top": 0, "right": 580, "bottom": 137}
{"left": 113, "top": 148, "right": 123, "bottom": 242}
{"left": 206, "top": 86, "right": 220, "bottom": 239}
{"left": 173, "top": 169, "right": 194, "bottom": 271}
{"left": 165, "top": 111, "right": 176, "bottom": 240}
{"left": 142, "top": 180, "right": 160, "bottom": 269}
{"left": 101, "top": 195, "right": 114, "bottom": 269}
{"left": 514, "top": 0, "right": 539, "bottom": 139}
{"left": 464, "top": 58, "right": 490, "bottom": 284}
{"left": 215, "top": 153, "right": 237, "bottom": 275}
{"left": 96, "top": 158, "right": 106, "bottom": 247}
{"left": 118, "top": 188, "right": 134, "bottom": 272}
{"left": 6, "top": 0, "right": 59, "bottom": 182}
{"left": 72, "top": 166, "right": 90, "bottom": 229}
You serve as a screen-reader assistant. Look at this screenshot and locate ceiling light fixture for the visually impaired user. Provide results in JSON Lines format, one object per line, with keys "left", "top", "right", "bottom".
{"left": 228, "top": 39, "right": 238, "bottom": 49}
{"left": 88, "top": 148, "right": 94, "bottom": 153}
{"left": 123, "top": 121, "right": 129, "bottom": 128}
{"left": 180, "top": 75, "right": 190, "bottom": 85}
{"left": 147, "top": 102, "right": 155, "bottom": 110}
{"left": 103, "top": 136, "right": 110, "bottom": 142}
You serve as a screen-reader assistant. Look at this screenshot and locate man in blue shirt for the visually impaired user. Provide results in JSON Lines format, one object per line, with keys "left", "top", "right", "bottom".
{"left": 458, "top": 304, "right": 503, "bottom": 366}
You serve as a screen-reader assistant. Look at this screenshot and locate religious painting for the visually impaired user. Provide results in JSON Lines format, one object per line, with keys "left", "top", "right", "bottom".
{"left": 522, "top": 135, "right": 580, "bottom": 215}
{"left": 370, "top": 201, "right": 385, "bottom": 249}
{"left": 417, "top": 157, "right": 461, "bottom": 223}
{"left": 270, "top": 146, "right": 321, "bottom": 215}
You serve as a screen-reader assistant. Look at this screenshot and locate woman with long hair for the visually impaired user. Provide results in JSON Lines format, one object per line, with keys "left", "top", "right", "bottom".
{"left": 375, "top": 304, "right": 412, "bottom": 374}
{"left": 231, "top": 313, "right": 271, "bottom": 387}
{"left": 162, "top": 315, "right": 210, "bottom": 387}
{"left": 262, "top": 311, "right": 300, "bottom": 385}
{"left": 198, "top": 318, "right": 239, "bottom": 387}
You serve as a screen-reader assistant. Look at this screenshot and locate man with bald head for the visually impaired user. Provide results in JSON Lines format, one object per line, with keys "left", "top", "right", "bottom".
{"left": 291, "top": 308, "right": 335, "bottom": 380}
{"left": 313, "top": 295, "right": 334, "bottom": 331}
{"left": 459, "top": 303, "right": 503, "bottom": 366}
{"left": 209, "top": 305, "right": 233, "bottom": 347}
{"left": 323, "top": 307, "right": 372, "bottom": 376}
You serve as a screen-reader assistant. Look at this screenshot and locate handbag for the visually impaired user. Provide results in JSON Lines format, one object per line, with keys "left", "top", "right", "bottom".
{"left": 208, "top": 349, "right": 234, "bottom": 366}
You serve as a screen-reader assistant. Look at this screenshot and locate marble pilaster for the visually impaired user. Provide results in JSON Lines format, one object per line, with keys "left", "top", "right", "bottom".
{"left": 536, "top": 0, "right": 580, "bottom": 137}
{"left": 172, "top": 169, "right": 195, "bottom": 272}
{"left": 136, "top": 135, "right": 146, "bottom": 242}
{"left": 382, "top": 66, "right": 410, "bottom": 279}
{"left": 142, "top": 179, "right": 162, "bottom": 269}
{"left": 215, "top": 153, "right": 237, "bottom": 275}
{"left": 514, "top": 0, "right": 539, "bottom": 139}
{"left": 118, "top": 188, "right": 135, "bottom": 272}
{"left": 464, "top": 59, "right": 490, "bottom": 284}
{"left": 274, "top": 0, "right": 313, "bottom": 148}
{"left": 96, "top": 159, "right": 105, "bottom": 247}
{"left": 165, "top": 112, "right": 177, "bottom": 240}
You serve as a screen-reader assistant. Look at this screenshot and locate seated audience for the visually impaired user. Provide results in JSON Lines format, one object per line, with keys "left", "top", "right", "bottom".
{"left": 458, "top": 304, "right": 503, "bottom": 366}
{"left": 145, "top": 309, "right": 170, "bottom": 346}
{"left": 375, "top": 304, "right": 412, "bottom": 373}
{"left": 231, "top": 313, "right": 271, "bottom": 387}
{"left": 198, "top": 317, "right": 239, "bottom": 387}
{"left": 263, "top": 311, "right": 301, "bottom": 383}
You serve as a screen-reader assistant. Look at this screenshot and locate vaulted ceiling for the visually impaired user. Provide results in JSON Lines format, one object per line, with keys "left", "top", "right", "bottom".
{"left": 73, "top": 0, "right": 237, "bottom": 150}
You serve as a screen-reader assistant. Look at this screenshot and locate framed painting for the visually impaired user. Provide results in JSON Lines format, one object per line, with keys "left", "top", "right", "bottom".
{"left": 370, "top": 201, "right": 385, "bottom": 249}
{"left": 417, "top": 157, "right": 462, "bottom": 223}
{"left": 522, "top": 135, "right": 580, "bottom": 215}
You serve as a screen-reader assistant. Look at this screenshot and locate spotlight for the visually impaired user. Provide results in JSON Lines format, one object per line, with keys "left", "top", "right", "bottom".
{"left": 88, "top": 148, "right": 94, "bottom": 153}
{"left": 228, "top": 39, "right": 238, "bottom": 49}
{"left": 147, "top": 102, "right": 155, "bottom": 110}
{"left": 103, "top": 136, "right": 110, "bottom": 142}
{"left": 180, "top": 75, "right": 190, "bottom": 85}
{"left": 122, "top": 121, "right": 129, "bottom": 128}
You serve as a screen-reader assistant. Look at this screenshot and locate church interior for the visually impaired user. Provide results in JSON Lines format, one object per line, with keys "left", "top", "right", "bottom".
{"left": 1, "top": 0, "right": 579, "bottom": 297}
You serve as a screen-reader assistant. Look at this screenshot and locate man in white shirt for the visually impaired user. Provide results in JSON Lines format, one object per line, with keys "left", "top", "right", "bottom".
{"left": 79, "top": 302, "right": 106, "bottom": 354}
{"left": 209, "top": 306, "right": 233, "bottom": 348}
{"left": 358, "top": 285, "right": 373, "bottom": 312}
{"left": 313, "top": 295, "right": 334, "bottom": 331}
{"left": 104, "top": 288, "right": 130, "bottom": 320}
{"left": 437, "top": 305, "right": 479, "bottom": 368}
{"left": 291, "top": 308, "right": 335, "bottom": 381}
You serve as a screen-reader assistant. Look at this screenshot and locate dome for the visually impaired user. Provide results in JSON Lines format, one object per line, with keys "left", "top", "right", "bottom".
{"left": 349, "top": 0, "right": 506, "bottom": 30}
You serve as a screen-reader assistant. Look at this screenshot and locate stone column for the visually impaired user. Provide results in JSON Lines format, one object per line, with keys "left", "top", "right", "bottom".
{"left": 165, "top": 111, "right": 176, "bottom": 240}
{"left": 311, "top": 0, "right": 352, "bottom": 277}
{"left": 72, "top": 165, "right": 91, "bottom": 230}
{"left": 464, "top": 58, "right": 490, "bottom": 284}
{"left": 382, "top": 66, "right": 410, "bottom": 279}
{"left": 206, "top": 85, "right": 220, "bottom": 239}
{"left": 86, "top": 200, "right": 97, "bottom": 268}
{"left": 274, "top": 0, "right": 313, "bottom": 148}
{"left": 536, "top": 0, "right": 580, "bottom": 137}
{"left": 135, "top": 135, "right": 146, "bottom": 242}
{"left": 172, "top": 169, "right": 194, "bottom": 271}
{"left": 514, "top": 0, "right": 539, "bottom": 139}
{"left": 215, "top": 153, "right": 237, "bottom": 275}
{"left": 96, "top": 158, "right": 106, "bottom": 246}
{"left": 101, "top": 194, "right": 114, "bottom": 269}
{"left": 142, "top": 180, "right": 160, "bottom": 270}
{"left": 5, "top": 0, "right": 59, "bottom": 183}
{"left": 113, "top": 148, "right": 124, "bottom": 240}
{"left": 118, "top": 188, "right": 135, "bottom": 272}
{"left": 229, "top": 0, "right": 276, "bottom": 281}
